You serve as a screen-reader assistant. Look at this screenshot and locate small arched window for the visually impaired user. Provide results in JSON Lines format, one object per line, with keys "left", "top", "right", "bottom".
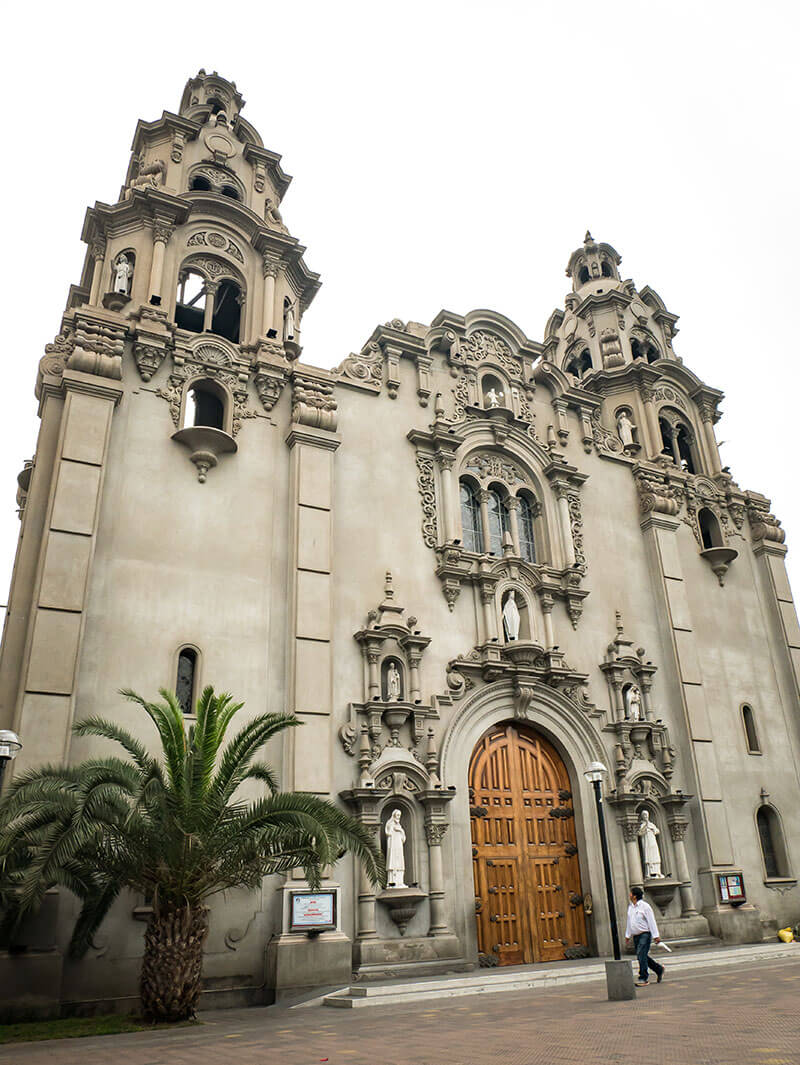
{"left": 518, "top": 495, "right": 537, "bottom": 563}
{"left": 698, "top": 508, "right": 723, "bottom": 550}
{"left": 659, "top": 414, "right": 698, "bottom": 474}
{"left": 757, "top": 805, "right": 790, "bottom": 879}
{"left": 460, "top": 481, "right": 483, "bottom": 553}
{"left": 176, "top": 647, "right": 198, "bottom": 715}
{"left": 601, "top": 260, "right": 613, "bottom": 278}
{"left": 211, "top": 279, "right": 242, "bottom": 343}
{"left": 566, "top": 348, "right": 593, "bottom": 379}
{"left": 184, "top": 379, "right": 227, "bottom": 431}
{"left": 675, "top": 426, "right": 696, "bottom": 474}
{"left": 189, "top": 175, "right": 212, "bottom": 192}
{"left": 220, "top": 185, "right": 240, "bottom": 201}
{"left": 175, "top": 271, "right": 207, "bottom": 333}
{"left": 578, "top": 266, "right": 590, "bottom": 285}
{"left": 631, "top": 337, "right": 660, "bottom": 364}
{"left": 741, "top": 705, "right": 760, "bottom": 754}
{"left": 487, "top": 489, "right": 509, "bottom": 555}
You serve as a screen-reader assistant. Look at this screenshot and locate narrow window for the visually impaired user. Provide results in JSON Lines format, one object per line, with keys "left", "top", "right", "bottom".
{"left": 601, "top": 260, "right": 613, "bottom": 278}
{"left": 460, "top": 482, "right": 483, "bottom": 553}
{"left": 211, "top": 279, "right": 242, "bottom": 343}
{"left": 742, "top": 705, "right": 760, "bottom": 753}
{"left": 176, "top": 648, "right": 197, "bottom": 715}
{"left": 578, "top": 266, "right": 590, "bottom": 284}
{"left": 189, "top": 175, "right": 212, "bottom": 192}
{"left": 757, "top": 806, "right": 789, "bottom": 879}
{"left": 698, "top": 508, "right": 723, "bottom": 550}
{"left": 220, "top": 185, "right": 240, "bottom": 201}
{"left": 487, "top": 490, "right": 509, "bottom": 555}
{"left": 188, "top": 384, "right": 225, "bottom": 430}
{"left": 675, "top": 426, "right": 696, "bottom": 473}
{"left": 518, "top": 496, "right": 537, "bottom": 563}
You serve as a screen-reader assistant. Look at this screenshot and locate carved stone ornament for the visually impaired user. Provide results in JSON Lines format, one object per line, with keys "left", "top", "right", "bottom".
{"left": 254, "top": 366, "right": 287, "bottom": 412}
{"left": 66, "top": 315, "right": 125, "bottom": 380}
{"left": 291, "top": 372, "right": 337, "bottom": 430}
{"left": 635, "top": 470, "right": 682, "bottom": 516}
{"left": 133, "top": 342, "right": 167, "bottom": 382}
{"left": 465, "top": 452, "right": 525, "bottom": 484}
{"left": 747, "top": 502, "right": 785, "bottom": 544}
{"left": 591, "top": 409, "right": 625, "bottom": 456}
{"left": 414, "top": 451, "right": 439, "bottom": 549}
{"left": 186, "top": 231, "right": 244, "bottom": 263}
{"left": 460, "top": 330, "right": 520, "bottom": 374}
{"left": 335, "top": 342, "right": 384, "bottom": 388}
{"left": 425, "top": 822, "right": 448, "bottom": 846}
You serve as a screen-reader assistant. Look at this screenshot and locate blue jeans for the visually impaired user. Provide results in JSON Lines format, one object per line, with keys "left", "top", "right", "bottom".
{"left": 633, "top": 932, "right": 663, "bottom": 982}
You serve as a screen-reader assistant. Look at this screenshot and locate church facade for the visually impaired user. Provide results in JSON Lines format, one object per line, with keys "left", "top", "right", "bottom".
{"left": 1, "top": 71, "right": 799, "bottom": 1012}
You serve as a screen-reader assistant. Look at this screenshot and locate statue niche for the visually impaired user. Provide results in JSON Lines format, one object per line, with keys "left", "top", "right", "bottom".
{"left": 637, "top": 807, "right": 666, "bottom": 879}
{"left": 501, "top": 588, "right": 531, "bottom": 642}
{"left": 382, "top": 657, "right": 404, "bottom": 702}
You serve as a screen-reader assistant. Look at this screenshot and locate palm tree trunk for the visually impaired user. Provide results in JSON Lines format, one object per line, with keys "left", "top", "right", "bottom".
{"left": 140, "top": 904, "right": 209, "bottom": 1022}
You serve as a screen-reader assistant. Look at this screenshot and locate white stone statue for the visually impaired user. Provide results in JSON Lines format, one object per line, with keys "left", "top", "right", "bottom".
{"left": 283, "top": 300, "right": 296, "bottom": 341}
{"left": 637, "top": 810, "right": 664, "bottom": 878}
{"left": 485, "top": 387, "right": 502, "bottom": 408}
{"left": 113, "top": 254, "right": 133, "bottom": 295}
{"left": 503, "top": 591, "right": 521, "bottom": 642}
{"left": 625, "top": 685, "right": 643, "bottom": 722}
{"left": 617, "top": 411, "right": 637, "bottom": 449}
{"left": 385, "top": 809, "right": 407, "bottom": 888}
{"left": 386, "top": 662, "right": 401, "bottom": 701}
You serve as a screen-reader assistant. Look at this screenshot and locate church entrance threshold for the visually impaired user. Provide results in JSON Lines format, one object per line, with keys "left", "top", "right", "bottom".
{"left": 469, "top": 722, "right": 588, "bottom": 965}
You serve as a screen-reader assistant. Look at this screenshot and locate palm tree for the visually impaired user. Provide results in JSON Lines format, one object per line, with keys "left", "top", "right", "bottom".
{"left": 0, "top": 687, "right": 384, "bottom": 1022}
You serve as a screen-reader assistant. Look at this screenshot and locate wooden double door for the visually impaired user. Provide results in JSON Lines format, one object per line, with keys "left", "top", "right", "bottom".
{"left": 470, "top": 722, "right": 588, "bottom": 965}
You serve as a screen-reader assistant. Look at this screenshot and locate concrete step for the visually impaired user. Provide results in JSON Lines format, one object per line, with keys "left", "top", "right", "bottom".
{"left": 322, "top": 942, "right": 799, "bottom": 1008}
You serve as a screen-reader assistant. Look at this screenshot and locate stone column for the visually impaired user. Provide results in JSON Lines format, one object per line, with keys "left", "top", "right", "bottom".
{"left": 699, "top": 404, "right": 723, "bottom": 475}
{"left": 480, "top": 582, "right": 498, "bottom": 642}
{"left": 262, "top": 260, "right": 278, "bottom": 335}
{"left": 357, "top": 824, "right": 379, "bottom": 940}
{"left": 88, "top": 238, "right": 106, "bottom": 305}
{"left": 555, "top": 486, "right": 576, "bottom": 567}
{"left": 506, "top": 497, "right": 521, "bottom": 555}
{"left": 148, "top": 223, "right": 173, "bottom": 303}
{"left": 366, "top": 650, "right": 380, "bottom": 702}
{"left": 641, "top": 388, "right": 662, "bottom": 458}
{"left": 407, "top": 653, "right": 422, "bottom": 703}
{"left": 622, "top": 821, "right": 644, "bottom": 887}
{"left": 202, "top": 281, "right": 217, "bottom": 333}
{"left": 478, "top": 490, "right": 492, "bottom": 554}
{"left": 435, "top": 451, "right": 458, "bottom": 543}
{"left": 541, "top": 593, "right": 555, "bottom": 648}
{"left": 425, "top": 822, "right": 450, "bottom": 936}
{"left": 668, "top": 820, "right": 698, "bottom": 916}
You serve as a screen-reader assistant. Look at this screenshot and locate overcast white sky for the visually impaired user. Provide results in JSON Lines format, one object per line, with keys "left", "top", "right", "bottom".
{"left": 1, "top": 2, "right": 798, "bottom": 617}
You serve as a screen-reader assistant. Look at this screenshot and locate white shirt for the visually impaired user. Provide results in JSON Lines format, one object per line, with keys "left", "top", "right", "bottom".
{"left": 626, "top": 899, "right": 660, "bottom": 939}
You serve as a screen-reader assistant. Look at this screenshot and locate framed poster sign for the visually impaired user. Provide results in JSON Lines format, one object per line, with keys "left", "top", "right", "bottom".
{"left": 717, "top": 873, "right": 746, "bottom": 904}
{"left": 290, "top": 891, "right": 336, "bottom": 932}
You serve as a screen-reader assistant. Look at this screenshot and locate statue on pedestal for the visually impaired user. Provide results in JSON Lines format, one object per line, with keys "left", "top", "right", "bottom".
{"left": 503, "top": 591, "right": 521, "bottom": 641}
{"left": 113, "top": 253, "right": 133, "bottom": 295}
{"left": 617, "top": 410, "right": 637, "bottom": 450}
{"left": 485, "top": 387, "right": 502, "bottom": 408}
{"left": 625, "top": 684, "right": 643, "bottom": 722}
{"left": 386, "top": 662, "right": 401, "bottom": 701}
{"left": 283, "top": 299, "right": 297, "bottom": 341}
{"left": 385, "top": 809, "right": 407, "bottom": 888}
{"left": 638, "top": 810, "right": 664, "bottom": 878}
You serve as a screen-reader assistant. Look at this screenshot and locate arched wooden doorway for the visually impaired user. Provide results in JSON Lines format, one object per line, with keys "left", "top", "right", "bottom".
{"left": 469, "top": 721, "right": 588, "bottom": 965}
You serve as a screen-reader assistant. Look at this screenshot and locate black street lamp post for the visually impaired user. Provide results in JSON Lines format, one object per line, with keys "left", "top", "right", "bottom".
{"left": 584, "top": 760, "right": 635, "bottom": 1000}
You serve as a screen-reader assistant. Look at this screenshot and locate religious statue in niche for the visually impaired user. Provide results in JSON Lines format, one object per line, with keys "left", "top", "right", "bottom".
{"left": 385, "top": 809, "right": 407, "bottom": 888}
{"left": 485, "top": 387, "right": 503, "bottom": 408}
{"left": 637, "top": 810, "right": 664, "bottom": 878}
{"left": 113, "top": 253, "right": 133, "bottom": 295}
{"left": 503, "top": 591, "right": 521, "bottom": 642}
{"left": 616, "top": 410, "right": 638, "bottom": 452}
{"left": 385, "top": 661, "right": 402, "bottom": 702}
{"left": 283, "top": 299, "right": 297, "bottom": 341}
{"left": 624, "top": 685, "right": 643, "bottom": 722}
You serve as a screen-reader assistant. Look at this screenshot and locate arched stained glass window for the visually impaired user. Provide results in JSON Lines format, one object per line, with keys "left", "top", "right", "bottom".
{"left": 518, "top": 496, "right": 537, "bottom": 563}
{"left": 487, "top": 490, "right": 509, "bottom": 556}
{"left": 460, "top": 482, "right": 483, "bottom": 553}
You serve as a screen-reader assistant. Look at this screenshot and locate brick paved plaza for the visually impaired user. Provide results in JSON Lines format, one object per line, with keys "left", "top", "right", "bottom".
{"left": 3, "top": 955, "right": 798, "bottom": 1065}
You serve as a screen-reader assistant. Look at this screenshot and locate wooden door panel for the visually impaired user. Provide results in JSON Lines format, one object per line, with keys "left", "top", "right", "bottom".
{"left": 470, "top": 722, "right": 588, "bottom": 966}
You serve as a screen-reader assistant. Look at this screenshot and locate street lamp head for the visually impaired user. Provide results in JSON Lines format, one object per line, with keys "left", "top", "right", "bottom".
{"left": 583, "top": 760, "right": 608, "bottom": 784}
{"left": 0, "top": 730, "right": 22, "bottom": 761}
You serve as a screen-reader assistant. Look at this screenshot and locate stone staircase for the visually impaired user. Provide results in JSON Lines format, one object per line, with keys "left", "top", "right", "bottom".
{"left": 321, "top": 941, "right": 798, "bottom": 1008}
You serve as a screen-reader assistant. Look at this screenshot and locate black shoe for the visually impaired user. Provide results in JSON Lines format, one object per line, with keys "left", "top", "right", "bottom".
{"left": 657, "top": 967, "right": 665, "bottom": 983}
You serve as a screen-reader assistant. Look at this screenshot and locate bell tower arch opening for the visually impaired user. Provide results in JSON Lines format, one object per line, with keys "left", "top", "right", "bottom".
{"left": 468, "top": 721, "right": 588, "bottom": 966}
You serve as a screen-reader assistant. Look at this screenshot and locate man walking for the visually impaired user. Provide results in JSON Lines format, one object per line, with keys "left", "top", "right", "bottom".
{"left": 625, "top": 885, "right": 665, "bottom": 987}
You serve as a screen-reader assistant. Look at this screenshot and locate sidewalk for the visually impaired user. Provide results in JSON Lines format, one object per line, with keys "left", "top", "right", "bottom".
{"left": 2, "top": 944, "right": 798, "bottom": 1065}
